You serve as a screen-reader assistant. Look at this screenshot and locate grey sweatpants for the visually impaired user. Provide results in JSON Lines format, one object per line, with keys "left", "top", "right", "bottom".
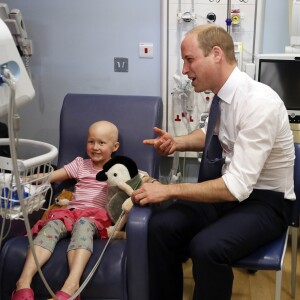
{"left": 33, "top": 217, "right": 98, "bottom": 253}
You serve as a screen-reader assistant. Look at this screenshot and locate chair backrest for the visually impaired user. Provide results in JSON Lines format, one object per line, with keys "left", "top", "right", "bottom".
{"left": 292, "top": 143, "right": 300, "bottom": 227}
{"left": 57, "top": 94, "right": 163, "bottom": 178}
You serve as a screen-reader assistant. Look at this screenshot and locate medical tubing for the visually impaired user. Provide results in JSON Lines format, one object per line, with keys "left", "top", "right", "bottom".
{"left": 226, "top": 0, "right": 232, "bottom": 33}
{"left": 2, "top": 70, "right": 57, "bottom": 299}
{"left": 0, "top": 76, "right": 12, "bottom": 247}
{"left": 252, "top": 0, "right": 258, "bottom": 63}
{"left": 170, "top": 87, "right": 181, "bottom": 183}
{"left": 0, "top": 203, "right": 8, "bottom": 249}
{"left": 0, "top": 205, "right": 12, "bottom": 249}
{"left": 168, "top": 151, "right": 180, "bottom": 184}
{"left": 180, "top": 88, "right": 193, "bottom": 135}
{"left": 70, "top": 210, "right": 126, "bottom": 300}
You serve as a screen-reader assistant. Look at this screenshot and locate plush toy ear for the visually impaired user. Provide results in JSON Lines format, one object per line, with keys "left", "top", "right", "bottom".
{"left": 114, "top": 156, "right": 138, "bottom": 178}
{"left": 96, "top": 155, "right": 138, "bottom": 181}
{"left": 96, "top": 169, "right": 107, "bottom": 181}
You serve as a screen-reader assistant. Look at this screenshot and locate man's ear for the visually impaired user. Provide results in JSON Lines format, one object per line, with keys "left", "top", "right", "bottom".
{"left": 211, "top": 46, "right": 222, "bottom": 63}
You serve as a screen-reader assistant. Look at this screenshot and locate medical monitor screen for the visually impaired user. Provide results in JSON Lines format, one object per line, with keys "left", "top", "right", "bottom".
{"left": 257, "top": 57, "right": 300, "bottom": 123}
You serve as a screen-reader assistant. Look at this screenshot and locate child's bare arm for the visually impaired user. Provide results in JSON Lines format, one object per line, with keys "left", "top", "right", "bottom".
{"left": 49, "top": 168, "right": 70, "bottom": 183}
{"left": 27, "top": 168, "right": 70, "bottom": 184}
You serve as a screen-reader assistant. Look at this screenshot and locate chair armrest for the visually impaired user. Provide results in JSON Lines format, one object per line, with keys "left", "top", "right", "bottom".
{"left": 127, "top": 205, "right": 153, "bottom": 300}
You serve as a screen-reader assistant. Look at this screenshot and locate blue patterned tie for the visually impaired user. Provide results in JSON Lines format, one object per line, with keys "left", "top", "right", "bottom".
{"left": 198, "top": 95, "right": 225, "bottom": 182}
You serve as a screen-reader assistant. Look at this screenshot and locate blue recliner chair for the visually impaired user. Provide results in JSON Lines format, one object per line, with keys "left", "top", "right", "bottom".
{"left": 0, "top": 93, "right": 163, "bottom": 300}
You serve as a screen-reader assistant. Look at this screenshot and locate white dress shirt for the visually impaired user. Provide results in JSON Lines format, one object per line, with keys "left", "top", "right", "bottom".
{"left": 205, "top": 67, "right": 295, "bottom": 201}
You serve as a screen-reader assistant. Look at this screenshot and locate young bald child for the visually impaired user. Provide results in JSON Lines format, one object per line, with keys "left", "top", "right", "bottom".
{"left": 12, "top": 120, "right": 120, "bottom": 300}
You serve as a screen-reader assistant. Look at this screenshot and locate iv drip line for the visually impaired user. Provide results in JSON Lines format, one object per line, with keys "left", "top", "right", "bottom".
{"left": 226, "top": 0, "right": 232, "bottom": 33}
{"left": 1, "top": 69, "right": 57, "bottom": 299}
{"left": 70, "top": 211, "right": 126, "bottom": 299}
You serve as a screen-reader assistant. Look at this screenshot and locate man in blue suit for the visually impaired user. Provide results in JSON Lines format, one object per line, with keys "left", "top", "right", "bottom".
{"left": 132, "top": 24, "right": 295, "bottom": 300}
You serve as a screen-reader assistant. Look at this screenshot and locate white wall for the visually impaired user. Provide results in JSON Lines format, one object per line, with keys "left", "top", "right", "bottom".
{"left": 2, "top": 0, "right": 161, "bottom": 150}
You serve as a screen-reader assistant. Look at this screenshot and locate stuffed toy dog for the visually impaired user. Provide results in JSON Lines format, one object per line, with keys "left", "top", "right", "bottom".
{"left": 96, "top": 155, "right": 143, "bottom": 239}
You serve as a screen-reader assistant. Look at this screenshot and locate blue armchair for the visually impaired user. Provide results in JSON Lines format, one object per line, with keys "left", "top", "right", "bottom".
{"left": 0, "top": 93, "right": 163, "bottom": 300}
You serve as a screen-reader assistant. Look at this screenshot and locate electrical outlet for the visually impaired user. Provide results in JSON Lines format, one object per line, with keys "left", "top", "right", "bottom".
{"left": 114, "top": 57, "right": 128, "bottom": 72}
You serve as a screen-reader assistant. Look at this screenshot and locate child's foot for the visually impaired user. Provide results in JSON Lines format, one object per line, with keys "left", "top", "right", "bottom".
{"left": 11, "top": 288, "right": 34, "bottom": 300}
{"left": 53, "top": 290, "right": 80, "bottom": 300}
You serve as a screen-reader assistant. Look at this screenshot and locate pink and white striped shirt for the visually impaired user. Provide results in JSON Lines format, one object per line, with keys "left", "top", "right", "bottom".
{"left": 64, "top": 157, "right": 108, "bottom": 210}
